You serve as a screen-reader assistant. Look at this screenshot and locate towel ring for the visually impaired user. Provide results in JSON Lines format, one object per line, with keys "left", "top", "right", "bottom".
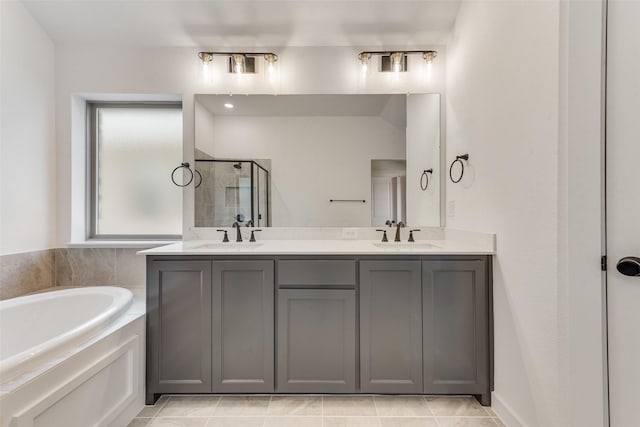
{"left": 420, "top": 169, "right": 433, "bottom": 191}
{"left": 194, "top": 169, "right": 203, "bottom": 188}
{"left": 171, "top": 162, "right": 194, "bottom": 187}
{"left": 449, "top": 154, "right": 469, "bottom": 184}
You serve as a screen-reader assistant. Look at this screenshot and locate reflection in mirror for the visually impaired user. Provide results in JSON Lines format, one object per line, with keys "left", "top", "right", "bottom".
{"left": 194, "top": 155, "right": 271, "bottom": 227}
{"left": 371, "top": 160, "right": 406, "bottom": 226}
{"left": 194, "top": 94, "right": 440, "bottom": 227}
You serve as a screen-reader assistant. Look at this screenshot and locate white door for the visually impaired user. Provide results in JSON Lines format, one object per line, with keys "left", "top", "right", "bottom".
{"left": 607, "top": 1, "right": 640, "bottom": 425}
{"left": 371, "top": 177, "right": 392, "bottom": 226}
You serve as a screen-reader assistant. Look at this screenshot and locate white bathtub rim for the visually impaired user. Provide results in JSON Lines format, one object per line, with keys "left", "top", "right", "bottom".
{"left": 0, "top": 286, "right": 133, "bottom": 383}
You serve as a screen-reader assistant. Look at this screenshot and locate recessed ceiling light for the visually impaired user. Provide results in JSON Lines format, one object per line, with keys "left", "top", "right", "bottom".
{"left": 224, "top": 103, "right": 234, "bottom": 109}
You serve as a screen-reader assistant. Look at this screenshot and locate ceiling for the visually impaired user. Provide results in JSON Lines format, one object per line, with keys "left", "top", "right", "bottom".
{"left": 196, "top": 94, "right": 407, "bottom": 127}
{"left": 22, "top": 0, "right": 461, "bottom": 48}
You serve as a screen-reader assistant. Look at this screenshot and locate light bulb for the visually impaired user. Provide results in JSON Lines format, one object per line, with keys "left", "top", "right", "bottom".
{"left": 232, "top": 54, "right": 245, "bottom": 74}
{"left": 359, "top": 53, "right": 371, "bottom": 74}
{"left": 391, "top": 52, "right": 404, "bottom": 75}
{"left": 422, "top": 51, "right": 437, "bottom": 82}
{"left": 198, "top": 52, "right": 214, "bottom": 83}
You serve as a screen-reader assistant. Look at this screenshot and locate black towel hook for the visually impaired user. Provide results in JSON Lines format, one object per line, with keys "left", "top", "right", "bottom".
{"left": 171, "top": 162, "right": 194, "bottom": 187}
{"left": 420, "top": 169, "right": 433, "bottom": 191}
{"left": 449, "top": 154, "right": 469, "bottom": 184}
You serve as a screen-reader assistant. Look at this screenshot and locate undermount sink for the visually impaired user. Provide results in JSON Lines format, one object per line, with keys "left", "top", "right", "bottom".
{"left": 193, "top": 242, "right": 264, "bottom": 250}
{"left": 372, "top": 242, "right": 440, "bottom": 250}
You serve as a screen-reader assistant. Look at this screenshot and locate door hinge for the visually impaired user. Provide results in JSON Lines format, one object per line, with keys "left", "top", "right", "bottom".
{"left": 601, "top": 255, "right": 607, "bottom": 271}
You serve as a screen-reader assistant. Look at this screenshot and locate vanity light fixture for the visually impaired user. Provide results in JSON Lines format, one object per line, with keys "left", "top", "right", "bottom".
{"left": 357, "top": 50, "right": 438, "bottom": 73}
{"left": 358, "top": 52, "right": 372, "bottom": 73}
{"left": 197, "top": 51, "right": 279, "bottom": 74}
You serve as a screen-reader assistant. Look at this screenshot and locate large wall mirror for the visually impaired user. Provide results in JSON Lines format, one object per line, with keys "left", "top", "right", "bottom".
{"left": 194, "top": 93, "right": 441, "bottom": 228}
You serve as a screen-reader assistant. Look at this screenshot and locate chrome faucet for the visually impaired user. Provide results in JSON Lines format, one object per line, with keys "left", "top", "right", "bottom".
{"left": 394, "top": 221, "right": 405, "bottom": 242}
{"left": 232, "top": 222, "right": 243, "bottom": 242}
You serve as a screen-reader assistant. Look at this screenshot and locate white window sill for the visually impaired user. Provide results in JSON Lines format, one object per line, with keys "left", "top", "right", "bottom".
{"left": 66, "top": 240, "right": 179, "bottom": 249}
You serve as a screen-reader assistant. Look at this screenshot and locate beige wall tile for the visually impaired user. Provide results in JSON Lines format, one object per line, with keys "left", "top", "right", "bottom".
{"left": 0, "top": 249, "right": 54, "bottom": 300}
{"left": 115, "top": 248, "right": 147, "bottom": 288}
{"left": 55, "top": 248, "right": 115, "bottom": 286}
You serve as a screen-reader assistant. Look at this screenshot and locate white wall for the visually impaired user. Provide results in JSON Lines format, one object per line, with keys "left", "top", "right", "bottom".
{"left": 195, "top": 107, "right": 405, "bottom": 227}
{"left": 54, "top": 45, "right": 446, "bottom": 244}
{"left": 446, "top": 1, "right": 562, "bottom": 426}
{"left": 0, "top": 1, "right": 56, "bottom": 255}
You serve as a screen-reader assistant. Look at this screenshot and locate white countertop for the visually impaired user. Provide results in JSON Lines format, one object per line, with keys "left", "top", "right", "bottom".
{"left": 138, "top": 238, "right": 495, "bottom": 256}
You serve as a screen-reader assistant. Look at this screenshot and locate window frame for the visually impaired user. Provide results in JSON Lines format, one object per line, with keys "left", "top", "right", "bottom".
{"left": 87, "top": 101, "right": 183, "bottom": 240}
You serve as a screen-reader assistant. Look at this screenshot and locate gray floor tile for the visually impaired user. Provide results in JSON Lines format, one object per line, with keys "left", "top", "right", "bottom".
{"left": 268, "top": 395, "right": 322, "bottom": 415}
{"left": 426, "top": 396, "right": 488, "bottom": 416}
{"left": 378, "top": 417, "right": 438, "bottom": 427}
{"left": 436, "top": 417, "right": 500, "bottom": 427}
{"left": 127, "top": 419, "right": 151, "bottom": 427}
{"left": 205, "top": 418, "right": 266, "bottom": 427}
{"left": 264, "top": 416, "right": 322, "bottom": 427}
{"left": 323, "top": 417, "right": 382, "bottom": 427}
{"left": 137, "top": 396, "right": 169, "bottom": 417}
{"left": 374, "top": 396, "right": 432, "bottom": 416}
{"left": 148, "top": 418, "right": 209, "bottom": 427}
{"left": 214, "top": 396, "right": 271, "bottom": 416}
{"left": 322, "top": 396, "right": 377, "bottom": 416}
{"left": 157, "top": 396, "right": 220, "bottom": 417}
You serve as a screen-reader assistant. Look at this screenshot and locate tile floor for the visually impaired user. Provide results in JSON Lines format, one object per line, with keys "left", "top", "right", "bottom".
{"left": 129, "top": 395, "right": 506, "bottom": 427}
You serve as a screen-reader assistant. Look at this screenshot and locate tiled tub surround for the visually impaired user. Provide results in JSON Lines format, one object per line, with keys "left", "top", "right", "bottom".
{"left": 0, "top": 249, "right": 55, "bottom": 300}
{"left": 130, "top": 395, "right": 506, "bottom": 427}
{"left": 0, "top": 248, "right": 147, "bottom": 300}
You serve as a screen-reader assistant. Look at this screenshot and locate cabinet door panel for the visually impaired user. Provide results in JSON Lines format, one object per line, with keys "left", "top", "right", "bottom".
{"left": 147, "top": 260, "right": 212, "bottom": 394}
{"left": 212, "top": 260, "right": 274, "bottom": 392}
{"left": 360, "top": 261, "right": 423, "bottom": 393}
{"left": 422, "top": 260, "right": 488, "bottom": 394}
{"left": 277, "top": 289, "right": 356, "bottom": 392}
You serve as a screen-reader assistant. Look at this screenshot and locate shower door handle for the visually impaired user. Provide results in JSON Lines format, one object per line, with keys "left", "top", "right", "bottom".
{"left": 616, "top": 257, "right": 640, "bottom": 277}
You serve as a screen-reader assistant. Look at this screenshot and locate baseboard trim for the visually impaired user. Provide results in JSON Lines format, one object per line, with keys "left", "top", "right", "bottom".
{"left": 492, "top": 391, "right": 529, "bottom": 427}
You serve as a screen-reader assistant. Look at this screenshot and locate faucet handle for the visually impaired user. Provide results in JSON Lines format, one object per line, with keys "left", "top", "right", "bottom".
{"left": 375, "top": 229, "right": 389, "bottom": 242}
{"left": 408, "top": 229, "right": 421, "bottom": 242}
{"left": 216, "top": 229, "right": 229, "bottom": 243}
{"left": 250, "top": 229, "right": 262, "bottom": 242}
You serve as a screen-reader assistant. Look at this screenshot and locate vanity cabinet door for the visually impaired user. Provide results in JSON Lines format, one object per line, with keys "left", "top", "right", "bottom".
{"left": 147, "top": 260, "right": 212, "bottom": 398}
{"left": 422, "top": 259, "right": 489, "bottom": 396}
{"left": 277, "top": 289, "right": 356, "bottom": 392}
{"left": 211, "top": 260, "right": 274, "bottom": 392}
{"left": 359, "top": 260, "right": 423, "bottom": 393}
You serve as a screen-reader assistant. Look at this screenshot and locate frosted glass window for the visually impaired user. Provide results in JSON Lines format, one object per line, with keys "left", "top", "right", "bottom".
{"left": 92, "top": 105, "right": 182, "bottom": 237}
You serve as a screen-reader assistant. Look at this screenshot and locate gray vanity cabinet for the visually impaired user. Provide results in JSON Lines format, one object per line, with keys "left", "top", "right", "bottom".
{"left": 359, "top": 261, "right": 423, "bottom": 393}
{"left": 147, "top": 260, "right": 212, "bottom": 400}
{"left": 276, "top": 259, "right": 357, "bottom": 393}
{"left": 422, "top": 259, "right": 489, "bottom": 400}
{"left": 277, "top": 289, "right": 356, "bottom": 392}
{"left": 211, "top": 260, "right": 274, "bottom": 392}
